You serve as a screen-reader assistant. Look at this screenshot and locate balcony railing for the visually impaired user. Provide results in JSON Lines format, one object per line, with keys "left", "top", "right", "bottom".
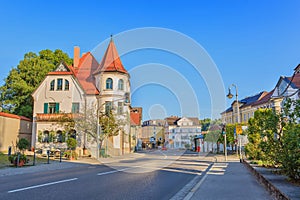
{"left": 36, "top": 113, "right": 82, "bottom": 122}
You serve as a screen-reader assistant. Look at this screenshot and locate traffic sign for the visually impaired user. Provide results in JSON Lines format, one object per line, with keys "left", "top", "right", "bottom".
{"left": 236, "top": 125, "right": 243, "bottom": 134}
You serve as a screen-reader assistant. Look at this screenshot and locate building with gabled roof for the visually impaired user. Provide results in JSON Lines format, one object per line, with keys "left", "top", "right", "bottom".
{"left": 221, "top": 64, "right": 300, "bottom": 124}
{"left": 32, "top": 38, "right": 131, "bottom": 157}
{"left": 0, "top": 112, "right": 32, "bottom": 152}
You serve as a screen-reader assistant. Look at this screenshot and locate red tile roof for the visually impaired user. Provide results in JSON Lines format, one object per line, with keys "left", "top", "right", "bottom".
{"left": 74, "top": 52, "right": 100, "bottom": 95}
{"left": 48, "top": 71, "right": 74, "bottom": 75}
{"left": 251, "top": 90, "right": 274, "bottom": 106}
{"left": 94, "top": 39, "right": 128, "bottom": 74}
{"left": 288, "top": 72, "right": 300, "bottom": 88}
{"left": 0, "top": 112, "right": 31, "bottom": 121}
{"left": 130, "top": 112, "right": 141, "bottom": 126}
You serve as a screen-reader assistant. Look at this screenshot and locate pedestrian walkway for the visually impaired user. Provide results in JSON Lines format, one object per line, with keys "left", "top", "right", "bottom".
{"left": 188, "top": 155, "right": 273, "bottom": 200}
{"left": 244, "top": 160, "right": 300, "bottom": 200}
{"left": 0, "top": 156, "right": 100, "bottom": 177}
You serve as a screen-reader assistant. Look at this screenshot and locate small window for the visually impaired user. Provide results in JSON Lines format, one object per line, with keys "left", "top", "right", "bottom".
{"left": 72, "top": 103, "right": 80, "bottom": 113}
{"left": 65, "top": 79, "right": 69, "bottom": 90}
{"left": 50, "top": 80, "right": 55, "bottom": 91}
{"left": 105, "top": 101, "right": 112, "bottom": 115}
{"left": 57, "top": 78, "right": 63, "bottom": 90}
{"left": 118, "top": 79, "right": 124, "bottom": 90}
{"left": 106, "top": 78, "right": 113, "bottom": 89}
{"left": 117, "top": 102, "right": 123, "bottom": 114}
{"left": 48, "top": 103, "right": 59, "bottom": 114}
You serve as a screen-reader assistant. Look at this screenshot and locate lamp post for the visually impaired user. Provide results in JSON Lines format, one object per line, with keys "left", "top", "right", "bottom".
{"left": 227, "top": 84, "right": 242, "bottom": 161}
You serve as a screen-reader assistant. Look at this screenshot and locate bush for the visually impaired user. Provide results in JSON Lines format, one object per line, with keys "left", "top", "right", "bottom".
{"left": 66, "top": 138, "right": 77, "bottom": 150}
{"left": 64, "top": 150, "right": 78, "bottom": 160}
{"left": 8, "top": 153, "right": 28, "bottom": 166}
{"left": 17, "top": 138, "right": 30, "bottom": 153}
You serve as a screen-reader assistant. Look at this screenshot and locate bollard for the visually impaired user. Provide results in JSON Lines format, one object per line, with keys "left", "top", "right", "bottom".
{"left": 16, "top": 153, "right": 20, "bottom": 168}
{"left": 33, "top": 150, "right": 36, "bottom": 166}
{"left": 47, "top": 150, "right": 50, "bottom": 164}
{"left": 59, "top": 151, "right": 62, "bottom": 163}
{"left": 8, "top": 146, "right": 12, "bottom": 156}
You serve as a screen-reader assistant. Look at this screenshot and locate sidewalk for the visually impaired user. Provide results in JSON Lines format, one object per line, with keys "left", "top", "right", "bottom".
{"left": 244, "top": 160, "right": 300, "bottom": 200}
{"left": 188, "top": 153, "right": 300, "bottom": 200}
{"left": 0, "top": 156, "right": 100, "bottom": 177}
{"left": 0, "top": 151, "right": 147, "bottom": 177}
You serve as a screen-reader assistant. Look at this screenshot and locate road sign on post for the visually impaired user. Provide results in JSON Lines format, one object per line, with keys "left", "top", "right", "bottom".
{"left": 236, "top": 125, "right": 243, "bottom": 134}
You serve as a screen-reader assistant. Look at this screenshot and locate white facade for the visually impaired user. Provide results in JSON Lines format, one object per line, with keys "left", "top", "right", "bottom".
{"left": 31, "top": 40, "right": 131, "bottom": 156}
{"left": 167, "top": 117, "right": 201, "bottom": 149}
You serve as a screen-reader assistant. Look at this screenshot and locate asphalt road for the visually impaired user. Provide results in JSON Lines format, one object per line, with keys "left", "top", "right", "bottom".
{"left": 0, "top": 150, "right": 209, "bottom": 200}
{"left": 0, "top": 150, "right": 272, "bottom": 200}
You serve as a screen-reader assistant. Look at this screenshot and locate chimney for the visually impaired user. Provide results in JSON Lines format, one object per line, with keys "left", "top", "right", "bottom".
{"left": 73, "top": 46, "right": 80, "bottom": 69}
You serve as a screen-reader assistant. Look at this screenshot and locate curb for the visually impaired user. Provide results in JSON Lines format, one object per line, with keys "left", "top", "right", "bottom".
{"left": 243, "top": 160, "right": 290, "bottom": 200}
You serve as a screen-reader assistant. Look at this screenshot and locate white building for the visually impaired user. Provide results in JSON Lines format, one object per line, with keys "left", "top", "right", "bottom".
{"left": 166, "top": 117, "right": 201, "bottom": 149}
{"left": 31, "top": 38, "right": 131, "bottom": 156}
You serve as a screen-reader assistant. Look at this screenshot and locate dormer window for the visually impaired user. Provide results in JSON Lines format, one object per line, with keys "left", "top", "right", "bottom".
{"left": 118, "top": 79, "right": 124, "bottom": 90}
{"left": 65, "top": 80, "right": 69, "bottom": 90}
{"left": 50, "top": 80, "right": 55, "bottom": 91}
{"left": 106, "top": 78, "right": 113, "bottom": 90}
{"left": 57, "top": 78, "right": 63, "bottom": 90}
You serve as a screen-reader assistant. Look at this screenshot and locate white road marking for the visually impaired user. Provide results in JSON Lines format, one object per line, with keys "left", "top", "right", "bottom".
{"left": 183, "top": 173, "right": 208, "bottom": 200}
{"left": 8, "top": 178, "right": 78, "bottom": 193}
{"left": 97, "top": 166, "right": 141, "bottom": 176}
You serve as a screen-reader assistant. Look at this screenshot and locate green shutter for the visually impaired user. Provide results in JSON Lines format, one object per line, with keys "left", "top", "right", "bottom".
{"left": 44, "top": 103, "right": 48, "bottom": 114}
{"left": 55, "top": 103, "right": 60, "bottom": 113}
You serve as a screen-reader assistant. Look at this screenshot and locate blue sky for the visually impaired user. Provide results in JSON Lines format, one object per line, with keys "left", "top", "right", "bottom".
{"left": 1, "top": 0, "right": 300, "bottom": 120}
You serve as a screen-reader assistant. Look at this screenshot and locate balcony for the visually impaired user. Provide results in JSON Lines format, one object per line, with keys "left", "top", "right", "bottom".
{"left": 36, "top": 113, "right": 81, "bottom": 122}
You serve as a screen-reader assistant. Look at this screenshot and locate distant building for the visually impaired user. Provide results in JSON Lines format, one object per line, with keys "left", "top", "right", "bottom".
{"left": 141, "top": 119, "right": 165, "bottom": 148}
{"left": 166, "top": 117, "right": 201, "bottom": 149}
{"left": 0, "top": 112, "right": 32, "bottom": 152}
{"left": 130, "top": 107, "right": 143, "bottom": 151}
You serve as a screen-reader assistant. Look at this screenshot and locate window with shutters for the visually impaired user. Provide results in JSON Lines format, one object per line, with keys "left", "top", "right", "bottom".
{"left": 44, "top": 102, "right": 59, "bottom": 114}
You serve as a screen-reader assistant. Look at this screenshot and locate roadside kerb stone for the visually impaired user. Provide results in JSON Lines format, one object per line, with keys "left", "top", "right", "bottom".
{"left": 243, "top": 160, "right": 296, "bottom": 200}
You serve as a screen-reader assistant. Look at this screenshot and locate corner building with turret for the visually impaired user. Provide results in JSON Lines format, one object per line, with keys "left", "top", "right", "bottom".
{"left": 31, "top": 38, "right": 131, "bottom": 157}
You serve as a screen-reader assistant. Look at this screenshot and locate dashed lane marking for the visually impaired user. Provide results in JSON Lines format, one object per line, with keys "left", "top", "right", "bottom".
{"left": 8, "top": 178, "right": 78, "bottom": 193}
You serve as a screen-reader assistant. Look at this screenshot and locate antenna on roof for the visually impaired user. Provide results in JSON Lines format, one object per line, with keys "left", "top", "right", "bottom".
{"left": 110, "top": 34, "right": 113, "bottom": 41}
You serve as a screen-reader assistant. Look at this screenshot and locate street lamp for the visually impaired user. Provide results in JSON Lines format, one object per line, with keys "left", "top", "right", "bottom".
{"left": 227, "top": 84, "right": 240, "bottom": 123}
{"left": 227, "top": 84, "right": 242, "bottom": 162}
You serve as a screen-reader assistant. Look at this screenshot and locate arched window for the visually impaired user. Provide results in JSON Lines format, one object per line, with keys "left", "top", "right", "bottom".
{"left": 118, "top": 79, "right": 124, "bottom": 90}
{"left": 43, "top": 130, "right": 49, "bottom": 143}
{"left": 57, "top": 78, "right": 63, "bottom": 90}
{"left": 69, "top": 129, "right": 76, "bottom": 139}
{"left": 65, "top": 79, "right": 69, "bottom": 90}
{"left": 50, "top": 80, "right": 55, "bottom": 91}
{"left": 56, "top": 130, "right": 63, "bottom": 143}
{"left": 106, "top": 78, "right": 113, "bottom": 89}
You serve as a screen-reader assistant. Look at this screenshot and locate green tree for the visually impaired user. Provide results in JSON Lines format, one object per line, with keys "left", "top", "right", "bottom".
{"left": 199, "top": 118, "right": 211, "bottom": 131}
{"left": 245, "top": 108, "right": 280, "bottom": 165}
{"left": 0, "top": 49, "right": 72, "bottom": 118}
{"left": 279, "top": 98, "right": 300, "bottom": 180}
{"left": 16, "top": 138, "right": 30, "bottom": 154}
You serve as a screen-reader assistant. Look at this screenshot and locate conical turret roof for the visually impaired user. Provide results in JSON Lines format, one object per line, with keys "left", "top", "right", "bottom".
{"left": 95, "top": 37, "right": 128, "bottom": 74}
